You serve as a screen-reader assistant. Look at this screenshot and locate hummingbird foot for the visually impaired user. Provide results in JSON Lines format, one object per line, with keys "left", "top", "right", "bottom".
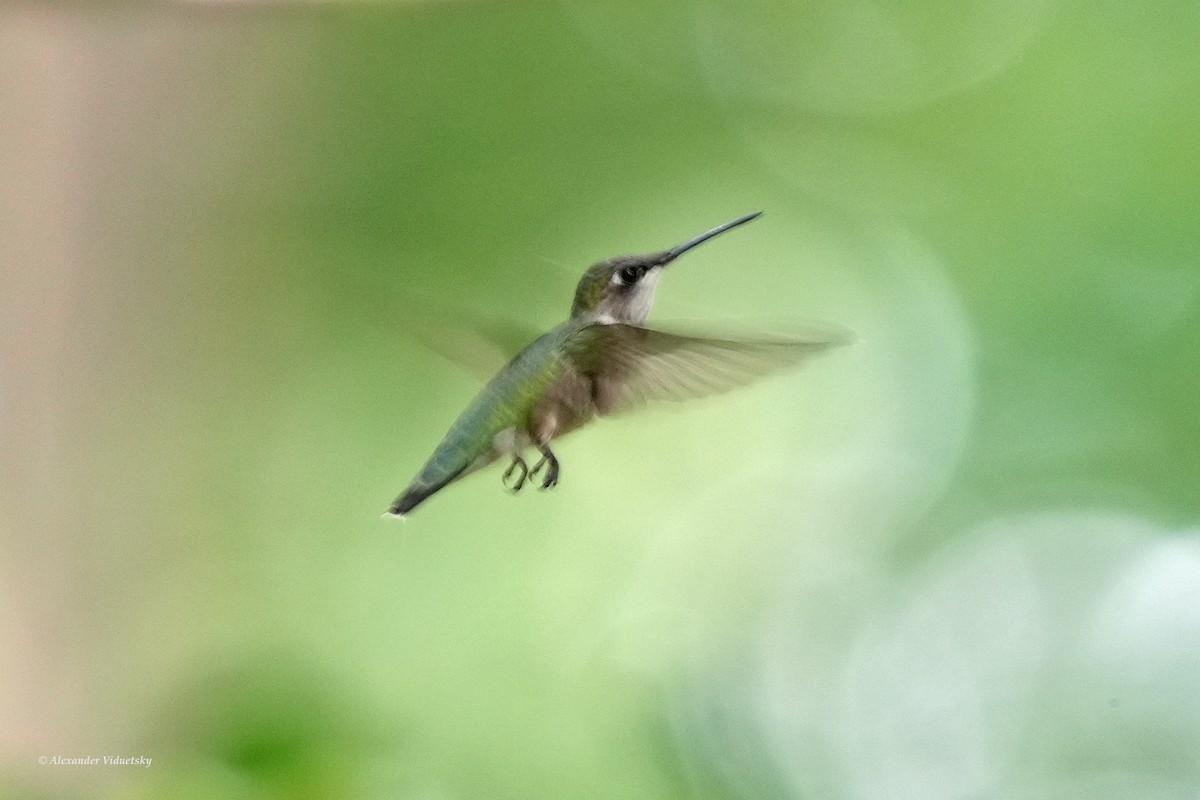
{"left": 530, "top": 447, "right": 560, "bottom": 490}
{"left": 502, "top": 455, "right": 529, "bottom": 492}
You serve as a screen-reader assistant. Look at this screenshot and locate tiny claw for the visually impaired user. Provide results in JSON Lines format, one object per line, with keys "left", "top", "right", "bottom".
{"left": 502, "top": 455, "right": 529, "bottom": 493}
{"left": 534, "top": 449, "right": 560, "bottom": 490}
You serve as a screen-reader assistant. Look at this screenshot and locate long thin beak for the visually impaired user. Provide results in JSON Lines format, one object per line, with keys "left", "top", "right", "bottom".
{"left": 658, "top": 211, "right": 762, "bottom": 265}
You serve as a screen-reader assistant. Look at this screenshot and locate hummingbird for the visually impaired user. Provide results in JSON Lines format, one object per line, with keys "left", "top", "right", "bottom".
{"left": 386, "top": 211, "right": 845, "bottom": 517}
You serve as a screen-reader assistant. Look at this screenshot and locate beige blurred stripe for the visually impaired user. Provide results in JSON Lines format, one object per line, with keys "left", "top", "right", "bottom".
{"left": 0, "top": 7, "right": 91, "bottom": 760}
{"left": 1, "top": 5, "right": 320, "bottom": 777}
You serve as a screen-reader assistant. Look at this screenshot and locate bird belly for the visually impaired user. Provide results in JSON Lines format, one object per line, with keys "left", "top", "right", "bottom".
{"left": 459, "top": 427, "right": 530, "bottom": 476}
{"left": 490, "top": 426, "right": 532, "bottom": 455}
{"left": 530, "top": 372, "right": 597, "bottom": 444}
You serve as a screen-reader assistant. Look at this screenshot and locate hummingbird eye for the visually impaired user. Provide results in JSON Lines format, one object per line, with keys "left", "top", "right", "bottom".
{"left": 618, "top": 265, "right": 646, "bottom": 285}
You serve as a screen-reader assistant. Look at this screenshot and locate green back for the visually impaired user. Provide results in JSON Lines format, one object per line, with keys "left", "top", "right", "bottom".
{"left": 411, "top": 319, "right": 585, "bottom": 489}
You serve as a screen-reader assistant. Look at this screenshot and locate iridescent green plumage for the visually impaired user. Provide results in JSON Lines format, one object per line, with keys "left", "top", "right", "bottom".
{"left": 391, "top": 320, "right": 584, "bottom": 514}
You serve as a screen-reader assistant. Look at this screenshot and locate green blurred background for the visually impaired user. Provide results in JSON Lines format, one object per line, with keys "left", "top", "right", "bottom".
{"left": 3, "top": 1, "right": 1199, "bottom": 798}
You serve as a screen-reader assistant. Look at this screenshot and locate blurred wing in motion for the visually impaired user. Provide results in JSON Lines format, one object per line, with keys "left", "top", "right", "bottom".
{"left": 567, "top": 323, "right": 852, "bottom": 415}
{"left": 400, "top": 304, "right": 544, "bottom": 381}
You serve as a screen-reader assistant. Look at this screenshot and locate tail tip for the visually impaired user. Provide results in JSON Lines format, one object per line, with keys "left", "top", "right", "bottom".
{"left": 383, "top": 491, "right": 419, "bottom": 521}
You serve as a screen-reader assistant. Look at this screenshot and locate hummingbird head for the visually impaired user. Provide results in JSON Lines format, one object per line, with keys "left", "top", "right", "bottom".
{"left": 570, "top": 212, "right": 762, "bottom": 324}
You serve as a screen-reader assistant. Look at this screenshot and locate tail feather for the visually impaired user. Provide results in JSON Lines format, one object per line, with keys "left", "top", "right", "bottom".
{"left": 388, "top": 485, "right": 434, "bottom": 517}
{"left": 386, "top": 465, "right": 467, "bottom": 518}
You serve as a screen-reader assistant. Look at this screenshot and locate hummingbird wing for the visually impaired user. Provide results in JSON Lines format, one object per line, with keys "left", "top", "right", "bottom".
{"left": 567, "top": 323, "right": 851, "bottom": 415}
{"left": 403, "top": 305, "right": 545, "bottom": 381}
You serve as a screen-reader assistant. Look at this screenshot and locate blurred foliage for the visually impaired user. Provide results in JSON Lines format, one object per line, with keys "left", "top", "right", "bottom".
{"left": 2, "top": 0, "right": 1199, "bottom": 798}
